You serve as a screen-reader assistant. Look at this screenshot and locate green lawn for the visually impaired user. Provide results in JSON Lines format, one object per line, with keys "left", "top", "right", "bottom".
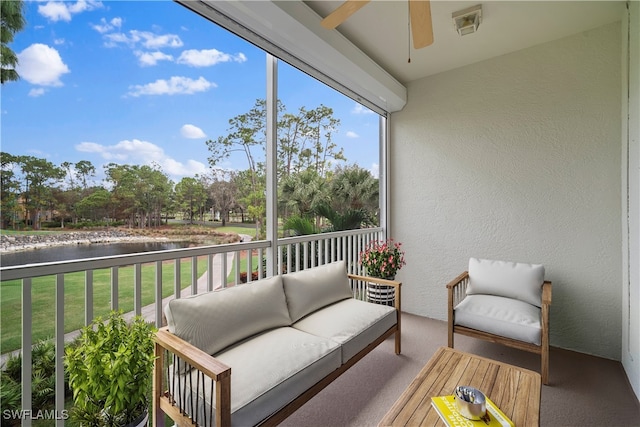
{"left": 0, "top": 225, "right": 265, "bottom": 355}
{"left": 0, "top": 259, "right": 209, "bottom": 354}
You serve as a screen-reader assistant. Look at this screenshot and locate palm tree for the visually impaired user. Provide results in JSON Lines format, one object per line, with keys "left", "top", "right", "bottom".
{"left": 314, "top": 202, "right": 370, "bottom": 232}
{"left": 1, "top": 0, "right": 26, "bottom": 84}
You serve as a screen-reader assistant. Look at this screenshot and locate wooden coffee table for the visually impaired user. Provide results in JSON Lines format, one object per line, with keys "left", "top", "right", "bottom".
{"left": 379, "top": 346, "right": 541, "bottom": 426}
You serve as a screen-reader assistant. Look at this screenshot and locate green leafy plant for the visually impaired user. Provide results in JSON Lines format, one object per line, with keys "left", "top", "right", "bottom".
{"left": 359, "top": 239, "right": 406, "bottom": 279}
{"left": 0, "top": 338, "right": 66, "bottom": 425}
{"left": 64, "top": 311, "right": 156, "bottom": 426}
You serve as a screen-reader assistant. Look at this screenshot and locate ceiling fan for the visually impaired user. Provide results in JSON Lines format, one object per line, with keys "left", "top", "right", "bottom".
{"left": 320, "top": 0, "right": 434, "bottom": 49}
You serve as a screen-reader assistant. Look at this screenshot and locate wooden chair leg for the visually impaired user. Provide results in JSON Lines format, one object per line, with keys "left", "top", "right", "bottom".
{"left": 541, "top": 345, "right": 549, "bottom": 385}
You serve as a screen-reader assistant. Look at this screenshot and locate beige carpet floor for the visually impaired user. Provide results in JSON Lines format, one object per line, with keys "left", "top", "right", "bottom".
{"left": 279, "top": 313, "right": 640, "bottom": 427}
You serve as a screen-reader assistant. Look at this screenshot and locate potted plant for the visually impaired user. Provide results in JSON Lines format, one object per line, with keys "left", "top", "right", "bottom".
{"left": 65, "top": 310, "right": 156, "bottom": 427}
{"left": 360, "top": 239, "right": 406, "bottom": 304}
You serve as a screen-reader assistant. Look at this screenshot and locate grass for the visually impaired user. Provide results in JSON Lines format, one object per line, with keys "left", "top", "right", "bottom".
{"left": 0, "top": 258, "right": 209, "bottom": 354}
{"left": 0, "top": 229, "right": 68, "bottom": 235}
{"left": 0, "top": 223, "right": 264, "bottom": 355}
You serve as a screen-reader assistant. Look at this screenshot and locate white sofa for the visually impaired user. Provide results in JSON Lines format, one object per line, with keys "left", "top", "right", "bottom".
{"left": 153, "top": 260, "right": 401, "bottom": 427}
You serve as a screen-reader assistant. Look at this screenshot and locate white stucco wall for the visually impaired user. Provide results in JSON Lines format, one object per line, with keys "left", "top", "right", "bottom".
{"left": 391, "top": 22, "right": 622, "bottom": 359}
{"left": 622, "top": 0, "right": 640, "bottom": 399}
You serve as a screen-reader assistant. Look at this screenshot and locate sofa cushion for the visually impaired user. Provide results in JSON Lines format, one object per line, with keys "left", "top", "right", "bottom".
{"left": 164, "top": 275, "right": 291, "bottom": 359}
{"left": 467, "top": 258, "right": 545, "bottom": 307}
{"left": 178, "top": 327, "right": 342, "bottom": 427}
{"left": 454, "top": 294, "right": 542, "bottom": 345}
{"left": 282, "top": 260, "right": 353, "bottom": 322}
{"left": 292, "top": 299, "right": 397, "bottom": 363}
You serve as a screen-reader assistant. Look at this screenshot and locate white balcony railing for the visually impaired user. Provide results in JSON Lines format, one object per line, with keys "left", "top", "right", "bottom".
{"left": 0, "top": 228, "right": 382, "bottom": 427}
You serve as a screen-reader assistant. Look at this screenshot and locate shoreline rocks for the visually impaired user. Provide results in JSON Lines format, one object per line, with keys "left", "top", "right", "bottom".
{"left": 0, "top": 230, "right": 171, "bottom": 253}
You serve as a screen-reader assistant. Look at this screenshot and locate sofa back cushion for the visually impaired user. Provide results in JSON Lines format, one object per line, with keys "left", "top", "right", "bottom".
{"left": 282, "top": 260, "right": 352, "bottom": 322}
{"left": 466, "top": 258, "right": 545, "bottom": 307}
{"left": 164, "top": 275, "right": 291, "bottom": 357}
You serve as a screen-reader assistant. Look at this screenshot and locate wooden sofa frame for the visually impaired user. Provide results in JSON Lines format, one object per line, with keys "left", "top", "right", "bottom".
{"left": 446, "top": 271, "right": 552, "bottom": 385}
{"left": 153, "top": 274, "right": 401, "bottom": 427}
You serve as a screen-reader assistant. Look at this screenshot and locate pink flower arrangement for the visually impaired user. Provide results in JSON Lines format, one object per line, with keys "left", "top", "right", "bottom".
{"left": 360, "top": 239, "right": 406, "bottom": 279}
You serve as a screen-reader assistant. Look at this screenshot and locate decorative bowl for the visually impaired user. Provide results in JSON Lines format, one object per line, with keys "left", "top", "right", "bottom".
{"left": 454, "top": 386, "right": 487, "bottom": 420}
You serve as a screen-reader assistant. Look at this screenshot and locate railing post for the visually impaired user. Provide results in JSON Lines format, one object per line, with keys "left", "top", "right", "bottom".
{"left": 85, "top": 270, "right": 93, "bottom": 325}
{"left": 265, "top": 53, "right": 278, "bottom": 277}
{"left": 111, "top": 266, "right": 119, "bottom": 311}
{"left": 22, "top": 278, "right": 32, "bottom": 427}
{"left": 134, "top": 264, "right": 142, "bottom": 315}
{"left": 55, "top": 274, "right": 65, "bottom": 426}
{"left": 155, "top": 261, "right": 163, "bottom": 327}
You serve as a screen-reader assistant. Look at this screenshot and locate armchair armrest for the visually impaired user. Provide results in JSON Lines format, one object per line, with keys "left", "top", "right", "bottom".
{"left": 153, "top": 327, "right": 231, "bottom": 427}
{"left": 446, "top": 271, "right": 469, "bottom": 309}
{"left": 542, "top": 281, "right": 552, "bottom": 306}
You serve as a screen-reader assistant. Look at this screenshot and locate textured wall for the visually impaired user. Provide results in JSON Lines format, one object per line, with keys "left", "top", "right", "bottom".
{"left": 391, "top": 22, "right": 622, "bottom": 359}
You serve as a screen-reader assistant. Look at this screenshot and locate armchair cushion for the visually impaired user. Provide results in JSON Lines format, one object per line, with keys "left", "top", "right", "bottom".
{"left": 282, "top": 260, "right": 352, "bottom": 322}
{"left": 454, "top": 294, "right": 542, "bottom": 345}
{"left": 467, "top": 258, "right": 545, "bottom": 307}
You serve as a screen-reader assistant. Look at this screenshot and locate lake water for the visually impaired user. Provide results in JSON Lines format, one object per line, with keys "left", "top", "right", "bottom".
{"left": 0, "top": 242, "right": 193, "bottom": 267}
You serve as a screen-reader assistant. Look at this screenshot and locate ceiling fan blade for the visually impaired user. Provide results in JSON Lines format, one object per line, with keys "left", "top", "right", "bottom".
{"left": 321, "top": 0, "right": 371, "bottom": 30}
{"left": 409, "top": 0, "right": 434, "bottom": 49}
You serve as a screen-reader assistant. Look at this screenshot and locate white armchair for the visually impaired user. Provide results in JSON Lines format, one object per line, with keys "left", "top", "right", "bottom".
{"left": 447, "top": 258, "right": 552, "bottom": 384}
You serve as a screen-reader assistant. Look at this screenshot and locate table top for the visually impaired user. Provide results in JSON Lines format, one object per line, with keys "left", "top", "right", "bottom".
{"left": 379, "top": 346, "right": 541, "bottom": 426}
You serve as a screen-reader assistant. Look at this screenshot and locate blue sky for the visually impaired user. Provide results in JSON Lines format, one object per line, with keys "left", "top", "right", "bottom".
{"left": 1, "top": 0, "right": 380, "bottom": 184}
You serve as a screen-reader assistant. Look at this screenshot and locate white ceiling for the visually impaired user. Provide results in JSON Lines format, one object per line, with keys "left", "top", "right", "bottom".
{"left": 303, "top": 1, "right": 625, "bottom": 84}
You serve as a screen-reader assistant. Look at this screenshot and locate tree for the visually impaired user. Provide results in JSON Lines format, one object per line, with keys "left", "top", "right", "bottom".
{"left": 74, "top": 160, "right": 96, "bottom": 190}
{"left": 1, "top": 0, "right": 26, "bottom": 84}
{"left": 104, "top": 163, "right": 138, "bottom": 226}
{"left": 277, "top": 105, "right": 346, "bottom": 180}
{"left": 174, "top": 176, "right": 207, "bottom": 224}
{"left": 59, "top": 160, "right": 95, "bottom": 226}
{"left": 205, "top": 171, "right": 238, "bottom": 226}
{"left": 18, "top": 156, "right": 65, "bottom": 229}
{"left": 298, "top": 105, "right": 345, "bottom": 178}
{"left": 76, "top": 187, "right": 111, "bottom": 222}
{"left": 279, "top": 168, "right": 327, "bottom": 219}
{"left": 328, "top": 165, "right": 379, "bottom": 224}
{"left": 314, "top": 202, "right": 370, "bottom": 232}
{"left": 104, "top": 163, "right": 172, "bottom": 228}
{"left": 206, "top": 99, "right": 267, "bottom": 236}
{"left": 0, "top": 152, "right": 22, "bottom": 228}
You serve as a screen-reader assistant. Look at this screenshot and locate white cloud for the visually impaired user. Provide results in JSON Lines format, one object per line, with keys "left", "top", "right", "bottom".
{"left": 53, "top": 38, "right": 65, "bottom": 45}
{"left": 181, "top": 124, "right": 206, "bottom": 139}
{"left": 126, "top": 76, "right": 215, "bottom": 97}
{"left": 177, "top": 49, "right": 247, "bottom": 67}
{"left": 28, "top": 88, "right": 47, "bottom": 97}
{"left": 346, "top": 131, "right": 359, "bottom": 138}
{"left": 17, "top": 44, "right": 70, "bottom": 86}
{"left": 352, "top": 103, "right": 374, "bottom": 115}
{"left": 370, "top": 163, "right": 379, "bottom": 179}
{"left": 92, "top": 17, "right": 122, "bottom": 34}
{"left": 75, "top": 139, "right": 207, "bottom": 177}
{"left": 134, "top": 50, "right": 173, "bottom": 67}
{"left": 38, "top": 0, "right": 102, "bottom": 22}
{"left": 104, "top": 30, "right": 183, "bottom": 49}
{"left": 134, "top": 30, "right": 183, "bottom": 49}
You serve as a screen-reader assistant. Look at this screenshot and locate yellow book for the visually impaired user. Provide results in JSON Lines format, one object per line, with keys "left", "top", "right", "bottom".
{"left": 430, "top": 395, "right": 515, "bottom": 427}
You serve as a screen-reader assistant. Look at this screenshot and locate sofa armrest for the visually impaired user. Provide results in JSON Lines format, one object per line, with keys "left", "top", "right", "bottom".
{"left": 348, "top": 274, "right": 402, "bottom": 354}
{"left": 153, "top": 327, "right": 231, "bottom": 427}
{"left": 348, "top": 273, "right": 402, "bottom": 311}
